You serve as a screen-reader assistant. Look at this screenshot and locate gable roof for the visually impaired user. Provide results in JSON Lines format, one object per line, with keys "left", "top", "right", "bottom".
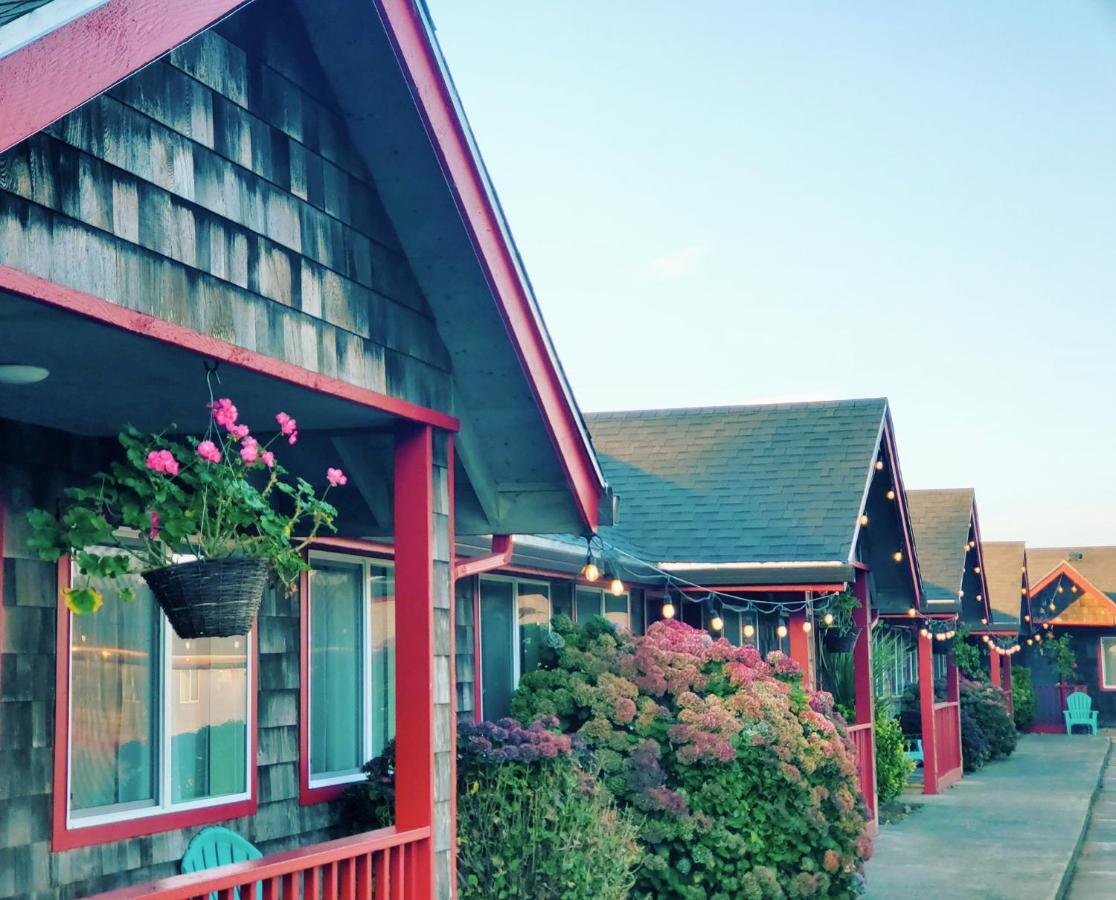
{"left": 982, "top": 541, "right": 1027, "bottom": 627}
{"left": 907, "top": 489, "right": 974, "bottom": 602}
{"left": 0, "top": 0, "right": 609, "bottom": 534}
{"left": 1027, "top": 547, "right": 1116, "bottom": 600}
{"left": 585, "top": 399, "right": 889, "bottom": 569}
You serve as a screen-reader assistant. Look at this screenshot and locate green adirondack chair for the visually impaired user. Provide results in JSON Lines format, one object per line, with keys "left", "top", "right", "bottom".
{"left": 181, "top": 826, "right": 263, "bottom": 899}
{"left": 1064, "top": 691, "right": 1099, "bottom": 735}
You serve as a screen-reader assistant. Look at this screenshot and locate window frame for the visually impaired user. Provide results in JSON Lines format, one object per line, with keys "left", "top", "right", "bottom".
{"left": 300, "top": 549, "right": 396, "bottom": 803}
{"left": 573, "top": 585, "right": 631, "bottom": 630}
{"left": 1099, "top": 637, "right": 1116, "bottom": 692}
{"left": 52, "top": 557, "right": 258, "bottom": 851}
{"left": 477, "top": 574, "right": 552, "bottom": 720}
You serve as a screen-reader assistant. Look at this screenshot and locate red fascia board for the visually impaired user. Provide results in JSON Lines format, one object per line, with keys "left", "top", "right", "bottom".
{"left": 969, "top": 502, "right": 993, "bottom": 622}
{"left": 453, "top": 534, "right": 514, "bottom": 580}
{"left": 1029, "top": 561, "right": 1111, "bottom": 604}
{"left": 0, "top": 0, "right": 250, "bottom": 154}
{"left": 676, "top": 584, "right": 845, "bottom": 594}
{"left": 0, "top": 266, "right": 459, "bottom": 432}
{"left": 373, "top": 0, "right": 603, "bottom": 531}
{"left": 53, "top": 557, "right": 259, "bottom": 850}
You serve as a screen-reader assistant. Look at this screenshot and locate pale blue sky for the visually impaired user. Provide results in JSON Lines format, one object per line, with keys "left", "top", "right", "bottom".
{"left": 426, "top": 1, "right": 1116, "bottom": 546}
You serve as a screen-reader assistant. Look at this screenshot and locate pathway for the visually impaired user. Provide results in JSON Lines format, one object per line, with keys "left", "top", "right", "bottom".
{"left": 1065, "top": 749, "right": 1116, "bottom": 898}
{"left": 864, "top": 734, "right": 1110, "bottom": 900}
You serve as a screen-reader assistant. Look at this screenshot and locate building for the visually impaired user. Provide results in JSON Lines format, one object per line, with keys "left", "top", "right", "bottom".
{"left": 0, "top": 1, "right": 611, "bottom": 896}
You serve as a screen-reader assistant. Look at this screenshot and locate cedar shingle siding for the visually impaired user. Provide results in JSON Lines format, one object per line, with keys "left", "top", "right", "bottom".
{"left": 0, "top": 2, "right": 456, "bottom": 895}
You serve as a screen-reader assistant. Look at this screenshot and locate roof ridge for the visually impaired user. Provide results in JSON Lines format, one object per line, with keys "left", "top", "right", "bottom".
{"left": 585, "top": 397, "right": 888, "bottom": 419}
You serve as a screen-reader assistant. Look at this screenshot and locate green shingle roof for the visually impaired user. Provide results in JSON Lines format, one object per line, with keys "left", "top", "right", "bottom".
{"left": 906, "top": 489, "right": 974, "bottom": 602}
{"left": 584, "top": 399, "right": 888, "bottom": 565}
{"left": 982, "top": 541, "right": 1026, "bottom": 626}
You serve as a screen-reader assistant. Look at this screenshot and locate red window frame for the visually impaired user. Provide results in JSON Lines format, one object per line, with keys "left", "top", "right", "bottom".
{"left": 298, "top": 538, "right": 395, "bottom": 806}
{"left": 52, "top": 557, "right": 259, "bottom": 851}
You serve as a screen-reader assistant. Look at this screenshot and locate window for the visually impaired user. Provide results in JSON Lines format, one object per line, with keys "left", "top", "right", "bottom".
{"left": 66, "top": 565, "right": 251, "bottom": 828}
{"left": 479, "top": 576, "right": 551, "bottom": 720}
{"left": 307, "top": 553, "right": 395, "bottom": 788}
{"left": 1101, "top": 638, "right": 1116, "bottom": 690}
{"left": 574, "top": 586, "right": 630, "bottom": 630}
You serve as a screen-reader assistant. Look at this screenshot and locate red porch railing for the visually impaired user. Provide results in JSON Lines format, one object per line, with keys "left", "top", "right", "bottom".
{"left": 89, "top": 826, "right": 431, "bottom": 900}
{"left": 847, "top": 722, "right": 876, "bottom": 820}
{"left": 933, "top": 701, "right": 962, "bottom": 788}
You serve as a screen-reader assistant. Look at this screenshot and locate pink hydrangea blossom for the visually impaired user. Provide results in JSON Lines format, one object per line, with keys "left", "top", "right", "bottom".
{"left": 261, "top": 451, "right": 275, "bottom": 469}
{"left": 240, "top": 437, "right": 259, "bottom": 464}
{"left": 148, "top": 511, "right": 160, "bottom": 540}
{"left": 145, "top": 449, "right": 179, "bottom": 476}
{"left": 326, "top": 467, "right": 347, "bottom": 486}
{"left": 196, "top": 440, "right": 221, "bottom": 463}
{"left": 209, "top": 398, "right": 238, "bottom": 429}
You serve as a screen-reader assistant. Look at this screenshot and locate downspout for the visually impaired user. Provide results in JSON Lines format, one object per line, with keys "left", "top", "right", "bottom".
{"left": 453, "top": 534, "right": 514, "bottom": 580}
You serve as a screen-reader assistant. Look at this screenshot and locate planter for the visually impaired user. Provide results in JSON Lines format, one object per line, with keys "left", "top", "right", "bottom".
{"left": 932, "top": 637, "right": 954, "bottom": 655}
{"left": 143, "top": 557, "right": 270, "bottom": 639}
{"left": 823, "top": 628, "right": 861, "bottom": 653}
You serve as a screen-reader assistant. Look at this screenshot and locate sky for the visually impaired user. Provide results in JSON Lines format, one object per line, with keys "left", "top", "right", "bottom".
{"left": 425, "top": 1, "right": 1116, "bottom": 547}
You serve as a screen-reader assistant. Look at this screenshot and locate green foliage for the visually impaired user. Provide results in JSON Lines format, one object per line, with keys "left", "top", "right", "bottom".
{"left": 959, "top": 704, "right": 991, "bottom": 772}
{"left": 952, "top": 625, "right": 984, "bottom": 680}
{"left": 1041, "top": 634, "right": 1078, "bottom": 682}
{"left": 1011, "top": 665, "right": 1036, "bottom": 732}
{"left": 960, "top": 677, "right": 1017, "bottom": 768}
{"left": 27, "top": 403, "right": 343, "bottom": 612}
{"left": 827, "top": 590, "right": 861, "bottom": 634}
{"left": 874, "top": 702, "right": 914, "bottom": 804}
{"left": 512, "top": 616, "right": 872, "bottom": 899}
{"left": 344, "top": 723, "right": 640, "bottom": 900}
{"left": 818, "top": 644, "right": 856, "bottom": 720}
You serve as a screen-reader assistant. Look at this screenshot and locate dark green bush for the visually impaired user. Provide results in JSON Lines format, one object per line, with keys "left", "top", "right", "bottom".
{"left": 1011, "top": 665, "right": 1036, "bottom": 732}
{"left": 961, "top": 676, "right": 1016, "bottom": 762}
{"left": 343, "top": 719, "right": 640, "bottom": 900}
{"left": 874, "top": 702, "right": 914, "bottom": 804}
{"left": 960, "top": 705, "right": 990, "bottom": 772}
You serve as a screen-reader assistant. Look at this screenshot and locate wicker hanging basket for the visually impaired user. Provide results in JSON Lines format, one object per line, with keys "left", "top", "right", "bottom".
{"left": 143, "top": 557, "right": 270, "bottom": 639}
{"left": 823, "top": 627, "right": 861, "bottom": 653}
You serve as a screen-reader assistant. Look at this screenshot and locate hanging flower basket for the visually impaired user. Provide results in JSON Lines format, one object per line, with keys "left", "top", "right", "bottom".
{"left": 932, "top": 637, "right": 954, "bottom": 655}
{"left": 823, "top": 627, "right": 861, "bottom": 653}
{"left": 27, "top": 393, "right": 348, "bottom": 638}
{"left": 144, "top": 557, "right": 271, "bottom": 639}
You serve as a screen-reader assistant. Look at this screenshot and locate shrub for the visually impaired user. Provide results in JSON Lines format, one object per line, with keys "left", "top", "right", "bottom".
{"left": 959, "top": 704, "right": 990, "bottom": 772}
{"left": 513, "top": 616, "right": 872, "bottom": 899}
{"left": 343, "top": 719, "right": 640, "bottom": 900}
{"left": 961, "top": 677, "right": 1017, "bottom": 760}
{"left": 1011, "top": 665, "right": 1036, "bottom": 732}
{"left": 952, "top": 626, "right": 984, "bottom": 680}
{"left": 874, "top": 702, "right": 914, "bottom": 804}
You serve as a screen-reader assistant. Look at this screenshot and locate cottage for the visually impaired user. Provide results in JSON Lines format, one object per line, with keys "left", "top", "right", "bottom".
{"left": 981, "top": 540, "right": 1032, "bottom": 709}
{"left": 1023, "top": 547, "right": 1116, "bottom": 730}
{"left": 0, "top": 1, "right": 610, "bottom": 896}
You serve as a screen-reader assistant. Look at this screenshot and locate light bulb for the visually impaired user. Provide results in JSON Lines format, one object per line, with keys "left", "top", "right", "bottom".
{"left": 662, "top": 601, "right": 676, "bottom": 620}
{"left": 886, "top": 490, "right": 896, "bottom": 501}
{"left": 875, "top": 460, "right": 884, "bottom": 471}
{"left": 1024, "top": 614, "right": 1031, "bottom": 622}
{"left": 860, "top": 514, "right": 869, "bottom": 526}
{"left": 906, "top": 607, "right": 917, "bottom": 617}
{"left": 711, "top": 615, "right": 724, "bottom": 632}
{"left": 609, "top": 577, "right": 625, "bottom": 596}
{"left": 980, "top": 618, "right": 987, "bottom": 625}
{"left": 1049, "top": 602, "right": 1056, "bottom": 611}
{"left": 802, "top": 620, "right": 813, "bottom": 634}
{"left": 1056, "top": 586, "right": 1064, "bottom": 594}
{"left": 1071, "top": 585, "right": 1078, "bottom": 594}
{"left": 976, "top": 594, "right": 983, "bottom": 602}
{"left": 893, "top": 551, "right": 903, "bottom": 563}
{"left": 1027, "top": 639, "right": 1034, "bottom": 646}
{"left": 919, "top": 628, "right": 929, "bottom": 638}
{"left": 1021, "top": 587, "right": 1027, "bottom": 595}
{"left": 581, "top": 562, "right": 601, "bottom": 583}
{"left": 743, "top": 623, "right": 756, "bottom": 639}
{"left": 776, "top": 624, "right": 788, "bottom": 639}
{"left": 823, "top": 613, "right": 834, "bottom": 626}
{"left": 974, "top": 566, "right": 981, "bottom": 574}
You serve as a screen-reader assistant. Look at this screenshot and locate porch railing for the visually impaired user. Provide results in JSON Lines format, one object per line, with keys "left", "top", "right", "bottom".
{"left": 847, "top": 722, "right": 876, "bottom": 819}
{"left": 90, "top": 825, "right": 431, "bottom": 900}
{"left": 933, "top": 701, "right": 962, "bottom": 784}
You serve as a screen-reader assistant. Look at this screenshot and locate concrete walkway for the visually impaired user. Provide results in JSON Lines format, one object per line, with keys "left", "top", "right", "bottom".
{"left": 864, "top": 735, "right": 1110, "bottom": 900}
{"left": 1066, "top": 751, "right": 1116, "bottom": 898}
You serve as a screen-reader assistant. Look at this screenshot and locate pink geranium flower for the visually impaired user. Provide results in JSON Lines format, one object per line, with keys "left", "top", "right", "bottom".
{"left": 229, "top": 423, "right": 250, "bottom": 440}
{"left": 209, "top": 398, "right": 238, "bottom": 429}
{"left": 196, "top": 440, "right": 221, "bottom": 463}
{"left": 261, "top": 451, "right": 275, "bottom": 469}
{"left": 240, "top": 437, "right": 259, "bottom": 464}
{"left": 276, "top": 412, "right": 298, "bottom": 445}
{"left": 326, "top": 467, "right": 347, "bottom": 486}
{"left": 145, "top": 449, "right": 179, "bottom": 476}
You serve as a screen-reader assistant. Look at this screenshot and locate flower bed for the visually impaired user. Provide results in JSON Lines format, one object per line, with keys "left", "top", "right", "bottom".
{"left": 511, "top": 616, "right": 871, "bottom": 899}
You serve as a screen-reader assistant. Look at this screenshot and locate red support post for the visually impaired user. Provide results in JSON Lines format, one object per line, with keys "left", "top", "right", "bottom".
{"left": 989, "top": 646, "right": 1001, "bottom": 688}
{"left": 393, "top": 424, "right": 435, "bottom": 900}
{"left": 917, "top": 631, "right": 939, "bottom": 795}
{"left": 788, "top": 610, "right": 813, "bottom": 689}
{"left": 1003, "top": 653, "right": 1014, "bottom": 717}
{"left": 851, "top": 571, "right": 877, "bottom": 825}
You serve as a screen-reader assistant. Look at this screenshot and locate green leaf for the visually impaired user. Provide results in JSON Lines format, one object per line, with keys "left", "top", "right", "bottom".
{"left": 63, "top": 586, "right": 104, "bottom": 615}
{"left": 118, "top": 587, "right": 136, "bottom": 604}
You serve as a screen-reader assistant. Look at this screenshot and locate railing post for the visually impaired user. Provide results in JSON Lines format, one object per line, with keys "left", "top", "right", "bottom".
{"left": 918, "top": 630, "right": 939, "bottom": 795}
{"left": 851, "top": 571, "right": 876, "bottom": 823}
{"left": 394, "top": 424, "right": 436, "bottom": 900}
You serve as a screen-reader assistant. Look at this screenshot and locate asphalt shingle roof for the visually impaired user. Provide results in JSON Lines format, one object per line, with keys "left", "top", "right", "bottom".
{"left": 584, "top": 399, "right": 887, "bottom": 565}
{"left": 982, "top": 541, "right": 1026, "bottom": 626}
{"left": 1027, "top": 547, "right": 1116, "bottom": 599}
{"left": 906, "top": 489, "right": 974, "bottom": 601}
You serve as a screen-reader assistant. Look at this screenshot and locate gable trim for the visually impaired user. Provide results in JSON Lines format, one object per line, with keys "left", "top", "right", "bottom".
{"left": 1031, "top": 560, "right": 1114, "bottom": 611}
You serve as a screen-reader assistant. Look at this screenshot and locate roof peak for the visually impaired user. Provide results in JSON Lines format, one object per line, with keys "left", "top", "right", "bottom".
{"left": 585, "top": 397, "right": 888, "bottom": 419}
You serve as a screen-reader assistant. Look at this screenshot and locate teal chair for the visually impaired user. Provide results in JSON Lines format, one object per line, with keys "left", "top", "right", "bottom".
{"left": 1064, "top": 692, "right": 1099, "bottom": 735}
{"left": 904, "top": 739, "right": 924, "bottom": 767}
{"left": 181, "top": 826, "right": 262, "bottom": 899}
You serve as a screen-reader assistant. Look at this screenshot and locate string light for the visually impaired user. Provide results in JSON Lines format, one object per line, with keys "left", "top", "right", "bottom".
{"left": 776, "top": 623, "right": 788, "bottom": 639}
{"left": 980, "top": 618, "right": 988, "bottom": 625}
{"left": 661, "top": 592, "right": 676, "bottom": 620}
{"left": 1056, "top": 586, "right": 1064, "bottom": 594}
{"left": 906, "top": 607, "right": 917, "bottom": 617}
{"left": 860, "top": 514, "right": 869, "bottom": 526}
{"left": 886, "top": 490, "right": 896, "bottom": 500}
{"left": 823, "top": 613, "right": 834, "bottom": 626}
{"left": 711, "top": 614, "right": 724, "bottom": 632}
{"left": 1024, "top": 614, "right": 1031, "bottom": 622}
{"left": 875, "top": 460, "right": 884, "bottom": 471}
{"left": 974, "top": 566, "right": 982, "bottom": 575}
{"left": 1071, "top": 585, "right": 1078, "bottom": 594}
{"left": 609, "top": 576, "right": 625, "bottom": 596}
{"left": 976, "top": 594, "right": 983, "bottom": 602}
{"left": 1027, "top": 638, "right": 1034, "bottom": 646}
{"left": 893, "top": 551, "right": 904, "bottom": 563}
{"left": 802, "top": 620, "right": 813, "bottom": 634}
{"left": 744, "top": 623, "right": 756, "bottom": 639}
{"left": 919, "top": 628, "right": 929, "bottom": 638}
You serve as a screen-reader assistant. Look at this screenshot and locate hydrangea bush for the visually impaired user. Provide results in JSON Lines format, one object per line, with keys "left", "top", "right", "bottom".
{"left": 512, "top": 616, "right": 872, "bottom": 899}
